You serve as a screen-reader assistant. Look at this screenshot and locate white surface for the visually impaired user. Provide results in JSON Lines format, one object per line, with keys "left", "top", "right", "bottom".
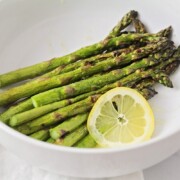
{"left": 0, "top": 146, "right": 144, "bottom": 180}
{"left": 144, "top": 151, "right": 180, "bottom": 180}
{"left": 0, "top": 0, "right": 180, "bottom": 178}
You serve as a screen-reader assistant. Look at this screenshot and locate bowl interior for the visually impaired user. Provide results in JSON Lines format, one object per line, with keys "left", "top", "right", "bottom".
{"left": 0, "top": 0, "right": 180, "bottom": 144}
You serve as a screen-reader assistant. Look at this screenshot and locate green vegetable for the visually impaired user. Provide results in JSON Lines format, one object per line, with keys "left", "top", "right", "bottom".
{"left": 48, "top": 124, "right": 88, "bottom": 147}
{"left": 0, "top": 33, "right": 162, "bottom": 88}
{"left": 133, "top": 18, "right": 147, "bottom": 33}
{"left": 31, "top": 44, "right": 173, "bottom": 107}
{"left": 0, "top": 99, "right": 33, "bottom": 124}
{"left": 74, "top": 134, "right": 97, "bottom": 148}
{"left": 15, "top": 95, "right": 100, "bottom": 135}
{"left": 30, "top": 129, "right": 49, "bottom": 141}
{"left": 106, "top": 10, "right": 138, "bottom": 39}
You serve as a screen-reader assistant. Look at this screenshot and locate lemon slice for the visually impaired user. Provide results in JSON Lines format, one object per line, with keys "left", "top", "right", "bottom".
{"left": 87, "top": 87, "right": 154, "bottom": 147}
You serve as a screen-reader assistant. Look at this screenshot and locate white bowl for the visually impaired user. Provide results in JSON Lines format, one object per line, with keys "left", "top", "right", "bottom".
{"left": 0, "top": 0, "right": 180, "bottom": 178}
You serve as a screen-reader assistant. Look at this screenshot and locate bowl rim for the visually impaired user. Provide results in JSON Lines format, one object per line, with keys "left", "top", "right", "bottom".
{"left": 0, "top": 121, "right": 180, "bottom": 154}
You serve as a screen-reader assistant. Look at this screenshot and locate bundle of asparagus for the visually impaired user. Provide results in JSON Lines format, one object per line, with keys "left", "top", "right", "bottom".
{"left": 0, "top": 10, "right": 179, "bottom": 148}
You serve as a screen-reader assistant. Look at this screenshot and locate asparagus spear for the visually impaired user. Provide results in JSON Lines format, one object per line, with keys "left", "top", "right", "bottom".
{"left": 74, "top": 134, "right": 97, "bottom": 148}
{"left": 31, "top": 46, "right": 174, "bottom": 107}
{"left": 30, "top": 129, "right": 49, "bottom": 141}
{"left": 3, "top": 45, "right": 179, "bottom": 134}
{"left": 138, "top": 46, "right": 180, "bottom": 88}
{"left": 47, "top": 138, "right": 55, "bottom": 143}
{"left": 1, "top": 45, "right": 137, "bottom": 123}
{"left": 106, "top": 10, "right": 138, "bottom": 39}
{"left": 164, "top": 61, "right": 180, "bottom": 75}
{"left": 50, "top": 113, "right": 88, "bottom": 140}
{"left": 15, "top": 95, "right": 100, "bottom": 135}
{"left": 9, "top": 77, "right": 139, "bottom": 127}
{"left": 140, "top": 87, "right": 158, "bottom": 99}
{"left": 16, "top": 68, "right": 160, "bottom": 138}
{"left": 19, "top": 113, "right": 89, "bottom": 141}
{"left": 15, "top": 59, "right": 175, "bottom": 136}
{"left": 119, "top": 26, "right": 172, "bottom": 38}
{"left": 43, "top": 45, "right": 139, "bottom": 78}
{"left": 56, "top": 124, "right": 88, "bottom": 147}
{"left": 33, "top": 113, "right": 89, "bottom": 142}
{"left": 48, "top": 124, "right": 88, "bottom": 147}
{"left": 0, "top": 33, "right": 162, "bottom": 88}
{"left": 5, "top": 45, "right": 175, "bottom": 127}
{"left": 0, "top": 39, "right": 169, "bottom": 106}
{"left": 134, "top": 78, "right": 156, "bottom": 90}
{"left": 133, "top": 19, "right": 147, "bottom": 33}
{"left": 29, "top": 66, "right": 176, "bottom": 143}
{"left": 0, "top": 99, "right": 33, "bottom": 124}
{"left": 10, "top": 46, "right": 177, "bottom": 130}
{"left": 133, "top": 54, "right": 180, "bottom": 91}
{"left": 156, "top": 26, "right": 172, "bottom": 38}
{"left": 9, "top": 93, "right": 93, "bottom": 127}
{"left": 2, "top": 45, "right": 139, "bottom": 122}
{"left": 26, "top": 75, "right": 160, "bottom": 142}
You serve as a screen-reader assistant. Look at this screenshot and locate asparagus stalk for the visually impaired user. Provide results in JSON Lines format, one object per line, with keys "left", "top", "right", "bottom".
{"left": 0, "top": 33, "right": 162, "bottom": 88}
{"left": 106, "top": 10, "right": 138, "bottom": 39}
{"left": 50, "top": 113, "right": 88, "bottom": 140}
{"left": 29, "top": 66, "right": 176, "bottom": 143}
{"left": 9, "top": 93, "right": 94, "bottom": 127}
{"left": 1, "top": 45, "right": 137, "bottom": 123}
{"left": 15, "top": 57, "right": 175, "bottom": 136}
{"left": 6, "top": 45, "right": 175, "bottom": 127}
{"left": 159, "top": 46, "right": 180, "bottom": 70}
{"left": 139, "top": 87, "right": 158, "bottom": 99}
{"left": 43, "top": 45, "right": 139, "bottom": 78}
{"left": 2, "top": 45, "right": 139, "bottom": 123}
{"left": 48, "top": 124, "right": 88, "bottom": 147}
{"left": 47, "top": 138, "right": 55, "bottom": 143}
{"left": 31, "top": 46, "right": 174, "bottom": 107}
{"left": 2, "top": 45, "right": 179, "bottom": 136}
{"left": 30, "top": 129, "right": 49, "bottom": 141}
{"left": 133, "top": 19, "right": 147, "bottom": 33}
{"left": 133, "top": 54, "right": 180, "bottom": 91}
{"left": 157, "top": 26, "right": 172, "bottom": 38}
{"left": 164, "top": 61, "right": 180, "bottom": 75}
{"left": 33, "top": 113, "right": 89, "bottom": 142}
{"left": 134, "top": 78, "right": 156, "bottom": 90}
{"left": 137, "top": 46, "right": 180, "bottom": 88}
{"left": 55, "top": 124, "right": 88, "bottom": 147}
{"left": 9, "top": 77, "right": 139, "bottom": 127}
{"left": 0, "top": 39, "right": 169, "bottom": 106}
{"left": 0, "top": 99, "right": 33, "bottom": 124}
{"left": 15, "top": 109, "right": 88, "bottom": 137}
{"left": 74, "top": 134, "right": 97, "bottom": 148}
{"left": 15, "top": 95, "right": 100, "bottom": 135}
{"left": 27, "top": 75, "right": 161, "bottom": 142}
{"left": 119, "top": 26, "right": 172, "bottom": 38}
